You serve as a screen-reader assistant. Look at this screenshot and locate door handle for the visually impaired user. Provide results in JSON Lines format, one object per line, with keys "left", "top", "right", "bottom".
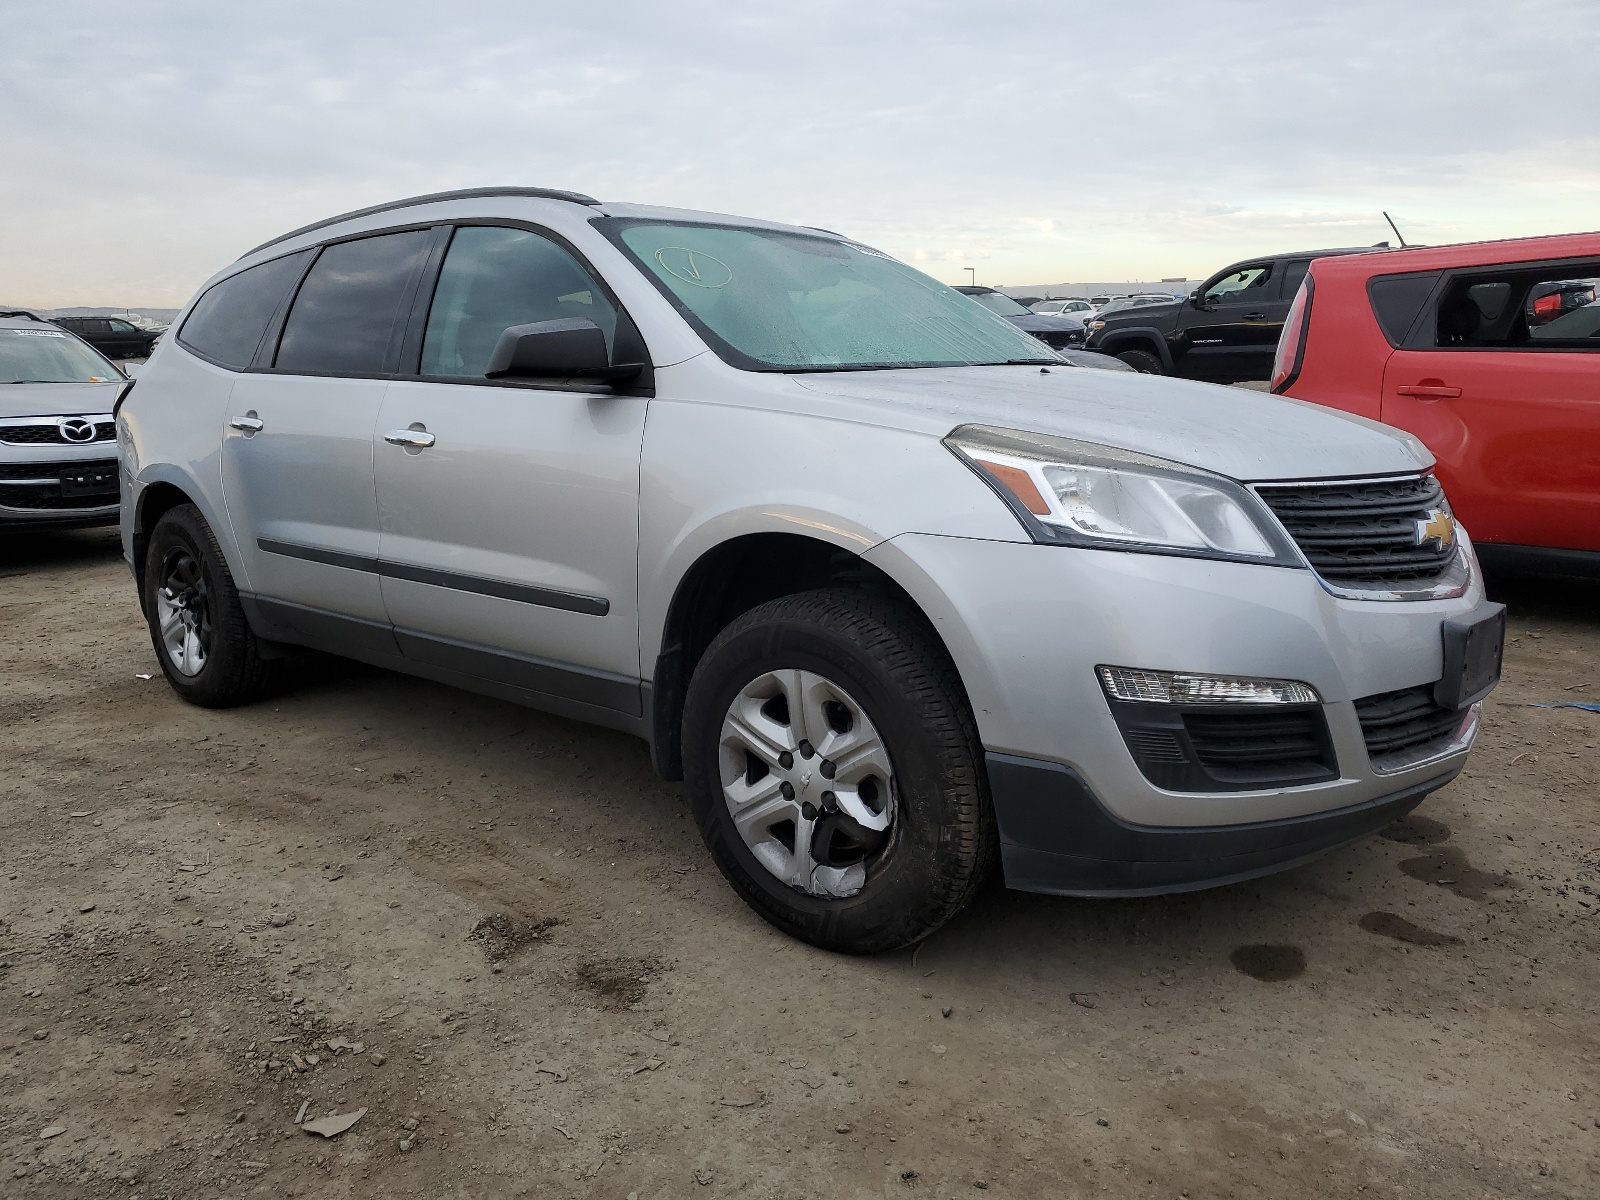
{"left": 1395, "top": 384, "right": 1462, "bottom": 399}
{"left": 383, "top": 427, "right": 436, "bottom": 449}
{"left": 1243, "top": 311, "right": 1267, "bottom": 321}
{"left": 228, "top": 413, "right": 264, "bottom": 435}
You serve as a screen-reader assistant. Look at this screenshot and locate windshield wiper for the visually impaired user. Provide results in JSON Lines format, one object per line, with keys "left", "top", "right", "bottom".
{"left": 3, "top": 379, "right": 71, "bottom": 384}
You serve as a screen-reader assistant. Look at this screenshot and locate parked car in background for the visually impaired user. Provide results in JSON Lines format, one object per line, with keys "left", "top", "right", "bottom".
{"left": 51, "top": 315, "right": 162, "bottom": 360}
{"left": 120, "top": 187, "right": 1498, "bottom": 954}
{"left": 954, "top": 285, "right": 1086, "bottom": 351}
{"left": 0, "top": 311, "right": 125, "bottom": 531}
{"left": 1032, "top": 298, "right": 1096, "bottom": 319}
{"left": 1273, "top": 233, "right": 1600, "bottom": 579}
{"left": 1085, "top": 248, "right": 1380, "bottom": 381}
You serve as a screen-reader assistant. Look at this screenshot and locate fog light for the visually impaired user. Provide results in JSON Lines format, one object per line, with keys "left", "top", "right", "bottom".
{"left": 1098, "top": 665, "right": 1320, "bottom": 706}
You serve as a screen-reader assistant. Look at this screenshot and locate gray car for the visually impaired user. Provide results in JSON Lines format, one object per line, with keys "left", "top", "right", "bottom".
{"left": 1, "top": 312, "right": 126, "bottom": 532}
{"left": 118, "top": 187, "right": 1503, "bottom": 954}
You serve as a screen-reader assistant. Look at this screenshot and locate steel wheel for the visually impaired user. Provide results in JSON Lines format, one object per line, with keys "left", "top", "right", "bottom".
{"left": 719, "top": 668, "right": 896, "bottom": 899}
{"left": 155, "top": 546, "right": 211, "bottom": 677}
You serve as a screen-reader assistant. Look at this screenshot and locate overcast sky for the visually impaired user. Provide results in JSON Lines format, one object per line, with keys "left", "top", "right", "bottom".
{"left": 3, "top": 0, "right": 1596, "bottom": 306}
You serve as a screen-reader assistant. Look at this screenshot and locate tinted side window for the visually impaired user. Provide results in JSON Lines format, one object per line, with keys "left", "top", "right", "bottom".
{"left": 1433, "top": 259, "right": 1600, "bottom": 350}
{"left": 179, "top": 251, "right": 311, "bottom": 370}
{"left": 1278, "top": 260, "right": 1310, "bottom": 300}
{"left": 1368, "top": 271, "right": 1441, "bottom": 345}
{"left": 420, "top": 226, "right": 618, "bottom": 378}
{"left": 276, "top": 231, "right": 433, "bottom": 376}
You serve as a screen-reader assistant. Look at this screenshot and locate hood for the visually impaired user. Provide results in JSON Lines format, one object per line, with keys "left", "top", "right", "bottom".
{"left": 790, "top": 365, "right": 1431, "bottom": 482}
{"left": 0, "top": 381, "right": 122, "bottom": 420}
{"left": 1005, "top": 312, "right": 1085, "bottom": 333}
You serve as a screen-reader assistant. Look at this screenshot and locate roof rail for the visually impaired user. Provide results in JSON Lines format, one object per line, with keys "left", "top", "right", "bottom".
{"left": 0, "top": 309, "right": 48, "bottom": 322}
{"left": 238, "top": 186, "right": 601, "bottom": 259}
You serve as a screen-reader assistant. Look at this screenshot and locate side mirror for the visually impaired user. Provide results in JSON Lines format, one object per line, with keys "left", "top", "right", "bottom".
{"left": 1193, "top": 294, "right": 1216, "bottom": 311}
{"left": 484, "top": 318, "right": 643, "bottom": 382}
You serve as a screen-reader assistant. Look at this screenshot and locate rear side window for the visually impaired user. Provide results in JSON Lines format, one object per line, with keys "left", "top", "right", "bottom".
{"left": 1367, "top": 271, "right": 1441, "bottom": 345}
{"left": 1278, "top": 260, "right": 1310, "bottom": 300}
{"left": 420, "top": 226, "right": 618, "bottom": 378}
{"left": 1432, "top": 259, "right": 1600, "bottom": 350}
{"left": 179, "top": 251, "right": 310, "bottom": 370}
{"left": 275, "top": 230, "right": 434, "bottom": 376}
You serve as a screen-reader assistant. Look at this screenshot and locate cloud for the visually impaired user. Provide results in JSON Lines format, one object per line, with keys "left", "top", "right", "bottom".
{"left": 2, "top": 0, "right": 1596, "bottom": 303}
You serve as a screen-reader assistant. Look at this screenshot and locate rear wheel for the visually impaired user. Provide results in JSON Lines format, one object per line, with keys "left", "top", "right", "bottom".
{"left": 142, "top": 504, "right": 281, "bottom": 708}
{"left": 1116, "top": 347, "right": 1165, "bottom": 374}
{"left": 682, "top": 589, "right": 994, "bottom": 954}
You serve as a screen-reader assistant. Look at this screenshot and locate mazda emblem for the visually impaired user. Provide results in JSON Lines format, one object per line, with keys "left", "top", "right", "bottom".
{"left": 59, "top": 417, "right": 97, "bottom": 443}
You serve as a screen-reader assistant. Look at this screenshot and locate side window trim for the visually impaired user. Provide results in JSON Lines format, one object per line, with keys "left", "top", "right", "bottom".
{"left": 248, "top": 248, "right": 321, "bottom": 371}
{"left": 398, "top": 217, "right": 655, "bottom": 396}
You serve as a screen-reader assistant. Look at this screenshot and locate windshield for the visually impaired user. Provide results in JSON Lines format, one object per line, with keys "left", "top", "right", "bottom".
{"left": 603, "top": 220, "right": 1057, "bottom": 370}
{"left": 968, "top": 291, "right": 1032, "bottom": 317}
{"left": 0, "top": 327, "right": 123, "bottom": 384}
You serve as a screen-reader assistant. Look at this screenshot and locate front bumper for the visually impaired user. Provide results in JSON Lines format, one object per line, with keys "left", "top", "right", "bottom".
{"left": 1, "top": 445, "right": 120, "bottom": 531}
{"left": 863, "top": 532, "right": 1490, "bottom": 894}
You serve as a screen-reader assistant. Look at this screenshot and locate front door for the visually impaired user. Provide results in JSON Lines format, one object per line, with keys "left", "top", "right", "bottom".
{"left": 1176, "top": 261, "right": 1280, "bottom": 381}
{"left": 373, "top": 224, "right": 648, "bottom": 716}
{"left": 1381, "top": 260, "right": 1600, "bottom": 552}
{"left": 220, "top": 228, "right": 436, "bottom": 638}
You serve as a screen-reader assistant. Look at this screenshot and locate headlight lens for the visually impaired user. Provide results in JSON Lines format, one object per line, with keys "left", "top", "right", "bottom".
{"left": 945, "top": 424, "right": 1299, "bottom": 565}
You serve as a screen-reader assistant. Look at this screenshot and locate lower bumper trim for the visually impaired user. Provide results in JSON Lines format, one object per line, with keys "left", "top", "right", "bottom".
{"left": 988, "top": 751, "right": 1461, "bottom": 897}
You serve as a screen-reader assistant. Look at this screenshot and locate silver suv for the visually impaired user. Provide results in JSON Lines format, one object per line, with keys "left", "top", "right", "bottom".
{"left": 2, "top": 311, "right": 126, "bottom": 531}
{"left": 119, "top": 187, "right": 1504, "bottom": 953}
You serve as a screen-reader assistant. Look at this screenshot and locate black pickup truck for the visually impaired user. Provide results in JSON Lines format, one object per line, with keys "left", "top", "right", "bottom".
{"left": 1084, "top": 246, "right": 1384, "bottom": 382}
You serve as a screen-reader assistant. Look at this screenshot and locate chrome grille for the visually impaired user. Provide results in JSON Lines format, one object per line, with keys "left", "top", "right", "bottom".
{"left": 1254, "top": 474, "right": 1457, "bottom": 586}
{"left": 0, "top": 415, "right": 116, "bottom": 445}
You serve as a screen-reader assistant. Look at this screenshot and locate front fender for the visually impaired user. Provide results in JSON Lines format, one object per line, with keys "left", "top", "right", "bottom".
{"left": 636, "top": 395, "right": 1026, "bottom": 671}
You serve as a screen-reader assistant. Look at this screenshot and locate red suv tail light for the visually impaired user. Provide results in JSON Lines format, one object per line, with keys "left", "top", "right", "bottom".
{"left": 1271, "top": 276, "right": 1314, "bottom": 394}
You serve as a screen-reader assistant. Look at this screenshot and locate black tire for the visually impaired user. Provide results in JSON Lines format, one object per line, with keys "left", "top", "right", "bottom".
{"left": 142, "top": 503, "right": 281, "bottom": 708}
{"left": 682, "top": 589, "right": 994, "bottom": 954}
{"left": 1116, "top": 347, "right": 1166, "bottom": 374}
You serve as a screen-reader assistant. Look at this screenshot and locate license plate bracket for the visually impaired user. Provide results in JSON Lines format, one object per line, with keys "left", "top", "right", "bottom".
{"left": 59, "top": 465, "right": 118, "bottom": 499}
{"left": 1433, "top": 602, "right": 1505, "bottom": 711}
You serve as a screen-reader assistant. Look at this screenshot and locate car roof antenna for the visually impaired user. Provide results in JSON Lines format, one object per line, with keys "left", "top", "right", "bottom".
{"left": 1381, "top": 211, "right": 1409, "bottom": 248}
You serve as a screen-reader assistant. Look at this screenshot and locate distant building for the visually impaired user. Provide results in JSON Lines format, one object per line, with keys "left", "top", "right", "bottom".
{"left": 995, "top": 280, "right": 1201, "bottom": 303}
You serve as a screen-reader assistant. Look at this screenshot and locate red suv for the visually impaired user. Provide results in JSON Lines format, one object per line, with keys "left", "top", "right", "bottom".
{"left": 1272, "top": 233, "right": 1600, "bottom": 579}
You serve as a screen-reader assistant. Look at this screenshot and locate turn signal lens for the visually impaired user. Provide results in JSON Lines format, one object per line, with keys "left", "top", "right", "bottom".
{"left": 1098, "top": 665, "right": 1320, "bottom": 706}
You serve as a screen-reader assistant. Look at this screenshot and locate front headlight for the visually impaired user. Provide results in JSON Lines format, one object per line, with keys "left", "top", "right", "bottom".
{"left": 945, "top": 424, "right": 1301, "bottom": 566}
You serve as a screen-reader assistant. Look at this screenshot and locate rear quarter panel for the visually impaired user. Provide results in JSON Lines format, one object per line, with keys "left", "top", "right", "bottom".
{"left": 1282, "top": 266, "right": 1391, "bottom": 420}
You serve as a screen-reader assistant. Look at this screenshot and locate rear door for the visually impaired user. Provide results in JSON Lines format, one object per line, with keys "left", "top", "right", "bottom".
{"left": 373, "top": 223, "right": 649, "bottom": 716}
{"left": 222, "top": 228, "right": 437, "bottom": 635}
{"left": 1380, "top": 258, "right": 1600, "bottom": 552}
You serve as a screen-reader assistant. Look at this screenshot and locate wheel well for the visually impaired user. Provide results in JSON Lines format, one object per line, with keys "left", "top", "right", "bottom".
{"left": 131, "top": 482, "right": 194, "bottom": 601}
{"left": 1102, "top": 333, "right": 1164, "bottom": 360}
{"left": 649, "top": 532, "right": 936, "bottom": 781}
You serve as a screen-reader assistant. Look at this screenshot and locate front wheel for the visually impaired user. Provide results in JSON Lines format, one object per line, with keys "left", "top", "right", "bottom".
{"left": 142, "top": 504, "right": 281, "bottom": 707}
{"left": 682, "top": 589, "right": 994, "bottom": 954}
{"left": 1116, "top": 347, "right": 1166, "bottom": 374}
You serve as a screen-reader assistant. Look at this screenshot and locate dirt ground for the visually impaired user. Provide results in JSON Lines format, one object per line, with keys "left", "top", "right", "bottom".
{"left": 1, "top": 528, "right": 1596, "bottom": 1200}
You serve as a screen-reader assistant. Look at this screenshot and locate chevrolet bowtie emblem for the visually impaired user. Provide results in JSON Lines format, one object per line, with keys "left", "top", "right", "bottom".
{"left": 1414, "top": 508, "right": 1456, "bottom": 550}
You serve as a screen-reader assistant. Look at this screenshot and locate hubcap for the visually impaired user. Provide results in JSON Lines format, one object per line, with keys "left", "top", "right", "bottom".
{"left": 155, "top": 548, "right": 211, "bottom": 677}
{"left": 719, "top": 669, "right": 896, "bottom": 898}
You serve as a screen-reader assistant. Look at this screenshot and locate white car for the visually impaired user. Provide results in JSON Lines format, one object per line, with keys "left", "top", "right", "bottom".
{"left": 1031, "top": 298, "right": 1096, "bottom": 318}
{"left": 118, "top": 187, "right": 1504, "bottom": 953}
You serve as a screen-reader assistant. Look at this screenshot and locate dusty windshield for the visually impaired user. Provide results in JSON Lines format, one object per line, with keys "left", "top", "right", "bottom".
{"left": 604, "top": 221, "right": 1058, "bottom": 371}
{"left": 0, "top": 327, "right": 123, "bottom": 384}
